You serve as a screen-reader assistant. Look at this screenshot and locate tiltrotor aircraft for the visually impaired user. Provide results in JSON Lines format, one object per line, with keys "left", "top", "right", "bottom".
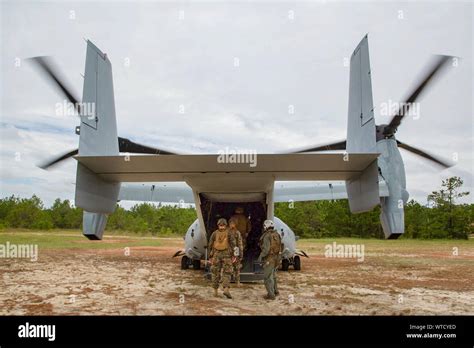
{"left": 30, "top": 35, "right": 454, "bottom": 280}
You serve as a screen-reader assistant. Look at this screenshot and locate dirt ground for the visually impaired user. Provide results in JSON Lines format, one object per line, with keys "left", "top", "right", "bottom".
{"left": 1, "top": 236, "right": 473, "bottom": 315}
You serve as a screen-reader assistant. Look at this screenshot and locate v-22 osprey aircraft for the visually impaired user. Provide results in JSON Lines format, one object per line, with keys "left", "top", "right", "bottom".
{"left": 31, "top": 35, "right": 454, "bottom": 280}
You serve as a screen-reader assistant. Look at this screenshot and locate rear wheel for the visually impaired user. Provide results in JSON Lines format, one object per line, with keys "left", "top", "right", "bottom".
{"left": 281, "top": 258, "right": 290, "bottom": 271}
{"left": 293, "top": 255, "right": 301, "bottom": 270}
{"left": 192, "top": 259, "right": 201, "bottom": 270}
{"left": 181, "top": 256, "right": 189, "bottom": 270}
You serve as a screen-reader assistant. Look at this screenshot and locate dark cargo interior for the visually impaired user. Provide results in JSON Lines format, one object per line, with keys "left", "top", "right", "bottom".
{"left": 199, "top": 194, "right": 267, "bottom": 273}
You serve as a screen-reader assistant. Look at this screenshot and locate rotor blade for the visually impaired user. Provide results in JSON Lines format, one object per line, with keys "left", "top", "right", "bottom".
{"left": 38, "top": 148, "right": 79, "bottom": 170}
{"left": 118, "top": 137, "right": 178, "bottom": 155}
{"left": 287, "top": 140, "right": 347, "bottom": 153}
{"left": 28, "top": 56, "right": 82, "bottom": 114}
{"left": 39, "top": 138, "right": 178, "bottom": 170}
{"left": 396, "top": 140, "right": 453, "bottom": 168}
{"left": 386, "top": 55, "right": 453, "bottom": 134}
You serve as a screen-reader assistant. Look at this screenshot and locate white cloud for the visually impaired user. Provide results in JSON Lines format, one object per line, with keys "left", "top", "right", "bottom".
{"left": 1, "top": 1, "right": 472, "bottom": 207}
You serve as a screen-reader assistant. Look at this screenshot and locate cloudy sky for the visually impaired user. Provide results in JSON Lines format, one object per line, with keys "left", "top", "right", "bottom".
{"left": 0, "top": 0, "right": 472, "bottom": 207}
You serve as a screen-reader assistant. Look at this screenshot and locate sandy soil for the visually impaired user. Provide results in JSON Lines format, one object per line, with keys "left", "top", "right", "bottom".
{"left": 1, "top": 240, "right": 473, "bottom": 315}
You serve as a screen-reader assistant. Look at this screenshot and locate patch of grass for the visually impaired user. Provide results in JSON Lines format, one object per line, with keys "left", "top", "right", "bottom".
{"left": 297, "top": 238, "right": 474, "bottom": 255}
{"left": 2, "top": 230, "right": 472, "bottom": 254}
{"left": 0, "top": 228, "right": 184, "bottom": 238}
{"left": 0, "top": 230, "right": 161, "bottom": 250}
{"left": 298, "top": 237, "right": 474, "bottom": 245}
{"left": 106, "top": 229, "right": 184, "bottom": 238}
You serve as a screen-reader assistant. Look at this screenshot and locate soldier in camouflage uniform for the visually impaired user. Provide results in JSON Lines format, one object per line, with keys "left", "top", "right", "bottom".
{"left": 230, "top": 206, "right": 251, "bottom": 251}
{"left": 228, "top": 217, "right": 244, "bottom": 287}
{"left": 208, "top": 218, "right": 236, "bottom": 299}
{"left": 257, "top": 219, "right": 282, "bottom": 300}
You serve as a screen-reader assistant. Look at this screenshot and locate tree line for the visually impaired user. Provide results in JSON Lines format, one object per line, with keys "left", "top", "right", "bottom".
{"left": 0, "top": 196, "right": 196, "bottom": 236}
{"left": 276, "top": 177, "right": 473, "bottom": 239}
{"left": 0, "top": 176, "right": 472, "bottom": 239}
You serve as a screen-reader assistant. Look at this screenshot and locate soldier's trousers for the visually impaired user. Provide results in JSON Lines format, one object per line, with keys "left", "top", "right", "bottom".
{"left": 232, "top": 260, "right": 242, "bottom": 283}
{"left": 211, "top": 251, "right": 233, "bottom": 289}
{"left": 241, "top": 234, "right": 247, "bottom": 251}
{"left": 263, "top": 257, "right": 279, "bottom": 297}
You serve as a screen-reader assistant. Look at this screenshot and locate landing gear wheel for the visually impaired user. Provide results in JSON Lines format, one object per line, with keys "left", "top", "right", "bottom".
{"left": 281, "top": 258, "right": 290, "bottom": 271}
{"left": 293, "top": 255, "right": 301, "bottom": 270}
{"left": 192, "top": 259, "right": 201, "bottom": 270}
{"left": 181, "top": 255, "right": 189, "bottom": 270}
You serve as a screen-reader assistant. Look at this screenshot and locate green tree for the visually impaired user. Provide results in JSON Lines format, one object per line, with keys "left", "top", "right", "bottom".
{"left": 5, "top": 195, "right": 53, "bottom": 230}
{"left": 428, "top": 176, "right": 470, "bottom": 239}
{"left": 0, "top": 195, "right": 19, "bottom": 227}
{"left": 404, "top": 200, "right": 429, "bottom": 238}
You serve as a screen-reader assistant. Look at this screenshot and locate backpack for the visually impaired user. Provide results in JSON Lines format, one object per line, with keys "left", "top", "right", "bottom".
{"left": 269, "top": 230, "right": 282, "bottom": 255}
{"left": 213, "top": 230, "right": 229, "bottom": 251}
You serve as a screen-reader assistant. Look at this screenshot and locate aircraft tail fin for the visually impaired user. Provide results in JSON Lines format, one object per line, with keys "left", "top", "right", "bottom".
{"left": 75, "top": 40, "right": 121, "bottom": 239}
{"left": 345, "top": 35, "right": 380, "bottom": 213}
{"left": 78, "top": 40, "right": 119, "bottom": 156}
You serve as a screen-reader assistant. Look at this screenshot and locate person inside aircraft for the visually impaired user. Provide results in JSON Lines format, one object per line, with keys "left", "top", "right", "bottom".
{"left": 230, "top": 206, "right": 251, "bottom": 251}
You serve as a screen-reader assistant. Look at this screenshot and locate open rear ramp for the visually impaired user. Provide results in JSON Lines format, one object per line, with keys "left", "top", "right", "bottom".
{"left": 200, "top": 198, "right": 267, "bottom": 283}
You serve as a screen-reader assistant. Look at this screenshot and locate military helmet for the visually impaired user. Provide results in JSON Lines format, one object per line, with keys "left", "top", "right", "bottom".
{"left": 263, "top": 219, "right": 274, "bottom": 231}
{"left": 217, "top": 218, "right": 228, "bottom": 226}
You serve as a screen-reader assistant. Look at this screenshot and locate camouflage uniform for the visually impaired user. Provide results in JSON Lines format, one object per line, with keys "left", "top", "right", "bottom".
{"left": 228, "top": 227, "right": 243, "bottom": 283}
{"left": 208, "top": 228, "right": 236, "bottom": 290}
{"left": 230, "top": 212, "right": 251, "bottom": 250}
{"left": 258, "top": 228, "right": 282, "bottom": 299}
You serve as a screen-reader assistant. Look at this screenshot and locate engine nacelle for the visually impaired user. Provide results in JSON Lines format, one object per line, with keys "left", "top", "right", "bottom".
{"left": 376, "top": 139, "right": 409, "bottom": 239}
{"left": 274, "top": 217, "right": 297, "bottom": 259}
{"left": 184, "top": 219, "right": 207, "bottom": 260}
{"left": 82, "top": 212, "right": 108, "bottom": 240}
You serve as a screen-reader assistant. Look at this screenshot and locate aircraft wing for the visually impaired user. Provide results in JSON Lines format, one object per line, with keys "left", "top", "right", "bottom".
{"left": 118, "top": 182, "right": 194, "bottom": 203}
{"left": 273, "top": 180, "right": 389, "bottom": 202}
{"left": 75, "top": 153, "right": 379, "bottom": 182}
{"left": 118, "top": 180, "right": 390, "bottom": 204}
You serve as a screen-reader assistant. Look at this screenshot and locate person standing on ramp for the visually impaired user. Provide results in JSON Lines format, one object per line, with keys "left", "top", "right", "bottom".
{"left": 228, "top": 217, "right": 244, "bottom": 287}
{"left": 257, "top": 219, "right": 282, "bottom": 300}
{"left": 208, "top": 218, "right": 236, "bottom": 299}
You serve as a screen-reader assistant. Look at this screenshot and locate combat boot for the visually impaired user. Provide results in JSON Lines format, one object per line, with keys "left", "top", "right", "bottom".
{"left": 223, "top": 288, "right": 232, "bottom": 299}
{"left": 263, "top": 294, "right": 276, "bottom": 300}
{"left": 213, "top": 288, "right": 218, "bottom": 297}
